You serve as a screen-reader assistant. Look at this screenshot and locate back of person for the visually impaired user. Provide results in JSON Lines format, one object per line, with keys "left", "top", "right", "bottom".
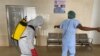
{"left": 60, "top": 19, "right": 79, "bottom": 36}
{"left": 54, "top": 10, "right": 100, "bottom": 56}
{"left": 19, "top": 26, "right": 35, "bottom": 55}
{"left": 60, "top": 19, "right": 79, "bottom": 47}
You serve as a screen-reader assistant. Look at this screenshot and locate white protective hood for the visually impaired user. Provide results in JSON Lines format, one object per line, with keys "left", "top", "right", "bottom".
{"left": 28, "top": 16, "right": 44, "bottom": 27}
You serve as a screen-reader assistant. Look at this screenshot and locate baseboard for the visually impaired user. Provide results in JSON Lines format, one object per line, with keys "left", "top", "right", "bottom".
{"left": 92, "top": 44, "right": 100, "bottom": 46}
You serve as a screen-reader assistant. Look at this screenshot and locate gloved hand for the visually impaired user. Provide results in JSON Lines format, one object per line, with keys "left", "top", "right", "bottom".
{"left": 96, "top": 27, "right": 100, "bottom": 32}
{"left": 31, "top": 48, "right": 38, "bottom": 56}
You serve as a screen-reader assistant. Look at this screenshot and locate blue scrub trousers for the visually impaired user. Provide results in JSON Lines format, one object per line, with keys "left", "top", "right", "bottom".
{"left": 62, "top": 45, "right": 75, "bottom": 56}
{"left": 62, "top": 35, "right": 76, "bottom": 56}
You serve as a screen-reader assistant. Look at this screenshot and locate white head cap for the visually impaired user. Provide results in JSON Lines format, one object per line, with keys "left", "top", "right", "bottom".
{"left": 28, "top": 16, "right": 44, "bottom": 27}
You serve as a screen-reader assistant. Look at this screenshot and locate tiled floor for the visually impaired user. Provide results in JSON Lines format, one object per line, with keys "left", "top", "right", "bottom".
{"left": 0, "top": 46, "right": 100, "bottom": 56}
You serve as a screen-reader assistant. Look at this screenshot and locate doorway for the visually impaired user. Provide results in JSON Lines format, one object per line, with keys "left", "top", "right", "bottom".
{"left": 6, "top": 5, "right": 37, "bottom": 46}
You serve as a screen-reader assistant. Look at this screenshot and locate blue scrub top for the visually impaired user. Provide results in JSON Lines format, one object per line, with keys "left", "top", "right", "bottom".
{"left": 60, "top": 19, "right": 80, "bottom": 46}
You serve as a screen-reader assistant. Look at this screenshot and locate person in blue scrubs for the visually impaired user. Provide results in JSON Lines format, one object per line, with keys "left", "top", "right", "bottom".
{"left": 54, "top": 10, "right": 100, "bottom": 56}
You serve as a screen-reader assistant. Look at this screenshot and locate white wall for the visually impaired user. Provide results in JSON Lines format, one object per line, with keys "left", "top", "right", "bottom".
{"left": 33, "top": 0, "right": 93, "bottom": 46}
{"left": 90, "top": 0, "right": 100, "bottom": 44}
